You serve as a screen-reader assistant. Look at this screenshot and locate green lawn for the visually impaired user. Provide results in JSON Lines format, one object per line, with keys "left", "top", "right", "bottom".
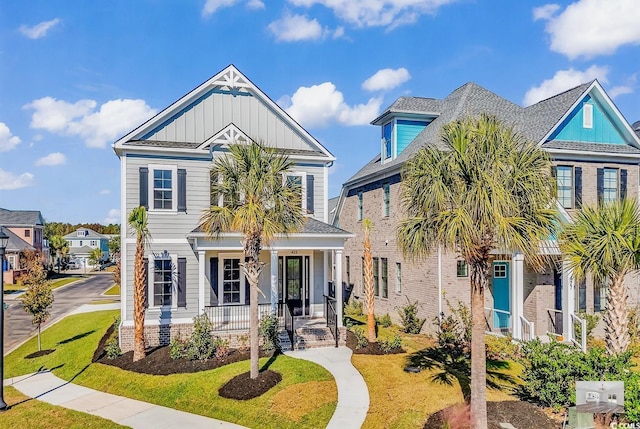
{"left": 5, "top": 310, "right": 337, "bottom": 429}
{"left": 2, "top": 386, "right": 129, "bottom": 429}
{"left": 103, "top": 284, "right": 120, "bottom": 296}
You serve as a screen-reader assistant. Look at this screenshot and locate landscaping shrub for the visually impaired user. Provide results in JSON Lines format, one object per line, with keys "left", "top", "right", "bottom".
{"left": 574, "top": 311, "right": 599, "bottom": 343}
{"left": 629, "top": 306, "right": 640, "bottom": 346}
{"left": 213, "top": 337, "right": 231, "bottom": 359}
{"left": 434, "top": 299, "right": 471, "bottom": 354}
{"left": 519, "top": 339, "right": 636, "bottom": 412}
{"left": 344, "top": 298, "right": 363, "bottom": 317}
{"left": 352, "top": 327, "right": 368, "bottom": 349}
{"left": 259, "top": 314, "right": 280, "bottom": 351}
{"left": 105, "top": 316, "right": 122, "bottom": 359}
{"left": 485, "top": 334, "right": 521, "bottom": 360}
{"left": 187, "top": 314, "right": 215, "bottom": 360}
{"left": 376, "top": 313, "right": 392, "bottom": 328}
{"left": 379, "top": 334, "right": 402, "bottom": 353}
{"left": 397, "top": 298, "right": 426, "bottom": 334}
{"left": 169, "top": 336, "right": 189, "bottom": 360}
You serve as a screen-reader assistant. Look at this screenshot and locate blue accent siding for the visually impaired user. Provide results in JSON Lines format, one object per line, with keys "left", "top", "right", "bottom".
{"left": 396, "top": 120, "right": 428, "bottom": 154}
{"left": 549, "top": 95, "right": 625, "bottom": 144}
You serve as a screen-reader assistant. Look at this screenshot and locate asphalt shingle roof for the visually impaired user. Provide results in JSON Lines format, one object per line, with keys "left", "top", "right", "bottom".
{"left": 63, "top": 228, "right": 108, "bottom": 240}
{"left": 0, "top": 208, "right": 44, "bottom": 227}
{"left": 190, "top": 217, "right": 350, "bottom": 235}
{"left": 542, "top": 141, "right": 640, "bottom": 154}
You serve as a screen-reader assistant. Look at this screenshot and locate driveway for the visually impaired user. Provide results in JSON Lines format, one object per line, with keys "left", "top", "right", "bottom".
{"left": 3, "top": 273, "right": 118, "bottom": 355}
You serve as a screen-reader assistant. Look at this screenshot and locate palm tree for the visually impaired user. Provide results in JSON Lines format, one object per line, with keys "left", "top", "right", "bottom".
{"left": 362, "top": 218, "right": 376, "bottom": 342}
{"left": 128, "top": 206, "right": 150, "bottom": 362}
{"left": 201, "top": 141, "right": 305, "bottom": 379}
{"left": 397, "top": 114, "right": 556, "bottom": 429}
{"left": 560, "top": 198, "right": 640, "bottom": 355}
{"left": 49, "top": 235, "right": 68, "bottom": 273}
{"left": 88, "top": 247, "right": 103, "bottom": 268}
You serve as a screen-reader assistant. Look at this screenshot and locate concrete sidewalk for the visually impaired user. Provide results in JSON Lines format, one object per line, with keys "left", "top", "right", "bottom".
{"left": 286, "top": 346, "right": 369, "bottom": 429}
{"left": 5, "top": 371, "right": 248, "bottom": 429}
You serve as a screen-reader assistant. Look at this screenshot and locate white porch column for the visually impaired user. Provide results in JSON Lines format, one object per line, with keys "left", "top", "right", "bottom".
{"left": 323, "top": 251, "right": 329, "bottom": 297}
{"left": 270, "top": 250, "right": 278, "bottom": 315}
{"left": 335, "top": 249, "right": 343, "bottom": 327}
{"left": 198, "top": 251, "right": 205, "bottom": 314}
{"left": 511, "top": 253, "right": 524, "bottom": 340}
{"left": 562, "top": 260, "right": 575, "bottom": 342}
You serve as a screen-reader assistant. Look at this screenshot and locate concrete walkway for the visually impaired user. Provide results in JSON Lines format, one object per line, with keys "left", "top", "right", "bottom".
{"left": 5, "top": 371, "right": 248, "bottom": 429}
{"left": 286, "top": 346, "right": 369, "bottom": 429}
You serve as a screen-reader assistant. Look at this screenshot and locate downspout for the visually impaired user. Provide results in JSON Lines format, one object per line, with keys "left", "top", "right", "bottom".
{"left": 438, "top": 245, "right": 442, "bottom": 322}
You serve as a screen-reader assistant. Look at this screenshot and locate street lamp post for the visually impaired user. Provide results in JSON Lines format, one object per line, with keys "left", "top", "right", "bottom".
{"left": 0, "top": 226, "right": 9, "bottom": 410}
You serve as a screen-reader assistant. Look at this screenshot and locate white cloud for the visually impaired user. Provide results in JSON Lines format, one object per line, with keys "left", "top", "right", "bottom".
{"left": 0, "top": 123, "right": 21, "bottom": 152}
{"left": 99, "top": 189, "right": 111, "bottom": 195}
{"left": 0, "top": 168, "right": 34, "bottom": 190}
{"left": 362, "top": 67, "right": 411, "bottom": 92}
{"left": 287, "top": 0, "right": 458, "bottom": 29}
{"left": 280, "top": 82, "right": 382, "bottom": 127}
{"left": 609, "top": 85, "right": 634, "bottom": 99}
{"left": 19, "top": 18, "right": 61, "bottom": 39}
{"left": 202, "top": 0, "right": 241, "bottom": 16}
{"left": 333, "top": 26, "right": 345, "bottom": 39}
{"left": 536, "top": 0, "right": 640, "bottom": 59}
{"left": 104, "top": 208, "right": 121, "bottom": 224}
{"left": 268, "top": 13, "right": 325, "bottom": 42}
{"left": 523, "top": 65, "right": 609, "bottom": 106}
{"left": 24, "top": 97, "right": 157, "bottom": 148}
{"left": 532, "top": 4, "right": 560, "bottom": 21}
{"left": 247, "top": 0, "right": 265, "bottom": 9}
{"left": 35, "top": 152, "right": 66, "bottom": 166}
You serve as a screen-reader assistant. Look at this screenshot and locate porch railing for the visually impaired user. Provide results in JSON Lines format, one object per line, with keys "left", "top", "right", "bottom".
{"left": 546, "top": 308, "right": 563, "bottom": 337}
{"left": 571, "top": 313, "right": 587, "bottom": 352}
{"left": 484, "top": 307, "right": 511, "bottom": 336}
{"left": 203, "top": 303, "right": 272, "bottom": 332}
{"left": 519, "top": 315, "right": 535, "bottom": 342}
{"left": 324, "top": 295, "right": 338, "bottom": 348}
{"left": 284, "top": 301, "right": 294, "bottom": 346}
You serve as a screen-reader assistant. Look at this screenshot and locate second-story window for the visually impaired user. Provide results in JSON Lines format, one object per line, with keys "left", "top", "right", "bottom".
{"left": 153, "top": 169, "right": 173, "bottom": 210}
{"left": 603, "top": 168, "right": 618, "bottom": 204}
{"left": 383, "top": 183, "right": 390, "bottom": 217}
{"left": 358, "top": 191, "right": 363, "bottom": 221}
{"left": 383, "top": 122, "right": 392, "bottom": 159}
{"left": 556, "top": 166, "right": 574, "bottom": 209}
{"left": 24, "top": 229, "right": 30, "bottom": 238}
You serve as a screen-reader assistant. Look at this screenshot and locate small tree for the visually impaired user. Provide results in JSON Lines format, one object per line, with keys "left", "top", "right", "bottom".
{"left": 49, "top": 235, "right": 68, "bottom": 273}
{"left": 108, "top": 235, "right": 121, "bottom": 261}
{"left": 19, "top": 251, "right": 54, "bottom": 351}
{"left": 88, "top": 247, "right": 104, "bottom": 268}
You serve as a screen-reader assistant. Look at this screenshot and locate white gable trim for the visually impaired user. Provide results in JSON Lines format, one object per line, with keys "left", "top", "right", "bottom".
{"left": 538, "top": 80, "right": 640, "bottom": 149}
{"left": 113, "top": 65, "right": 335, "bottom": 161}
{"left": 198, "top": 123, "right": 253, "bottom": 150}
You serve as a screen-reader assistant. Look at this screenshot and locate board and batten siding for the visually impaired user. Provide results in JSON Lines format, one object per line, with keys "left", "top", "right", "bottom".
{"left": 143, "top": 90, "right": 318, "bottom": 153}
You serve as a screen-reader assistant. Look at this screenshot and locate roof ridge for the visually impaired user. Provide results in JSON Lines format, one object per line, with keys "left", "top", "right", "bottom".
{"left": 526, "top": 81, "right": 592, "bottom": 108}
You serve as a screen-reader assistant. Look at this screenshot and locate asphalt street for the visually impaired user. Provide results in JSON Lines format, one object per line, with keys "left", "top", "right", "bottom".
{"left": 3, "top": 273, "right": 118, "bottom": 354}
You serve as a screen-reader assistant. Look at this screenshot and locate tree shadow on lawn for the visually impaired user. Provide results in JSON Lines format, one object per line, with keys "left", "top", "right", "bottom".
{"left": 25, "top": 349, "right": 55, "bottom": 359}
{"left": 57, "top": 330, "right": 96, "bottom": 345}
{"left": 406, "top": 346, "right": 517, "bottom": 402}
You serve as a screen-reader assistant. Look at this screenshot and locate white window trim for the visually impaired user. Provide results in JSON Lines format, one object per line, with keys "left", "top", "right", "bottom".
{"left": 493, "top": 263, "right": 507, "bottom": 278}
{"left": 583, "top": 103, "right": 593, "bottom": 129}
{"left": 381, "top": 120, "right": 397, "bottom": 164}
{"left": 148, "top": 252, "right": 178, "bottom": 310}
{"left": 148, "top": 164, "right": 178, "bottom": 213}
{"left": 285, "top": 171, "right": 307, "bottom": 214}
{"left": 219, "top": 253, "right": 246, "bottom": 306}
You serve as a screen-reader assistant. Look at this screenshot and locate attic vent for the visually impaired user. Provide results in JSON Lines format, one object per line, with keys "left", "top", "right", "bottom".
{"left": 583, "top": 103, "right": 593, "bottom": 129}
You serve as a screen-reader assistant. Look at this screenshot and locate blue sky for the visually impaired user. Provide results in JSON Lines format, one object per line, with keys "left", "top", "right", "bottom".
{"left": 1, "top": 0, "right": 640, "bottom": 225}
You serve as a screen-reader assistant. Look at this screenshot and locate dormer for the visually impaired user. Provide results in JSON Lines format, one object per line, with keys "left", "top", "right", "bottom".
{"left": 77, "top": 229, "right": 89, "bottom": 237}
{"left": 371, "top": 97, "right": 440, "bottom": 163}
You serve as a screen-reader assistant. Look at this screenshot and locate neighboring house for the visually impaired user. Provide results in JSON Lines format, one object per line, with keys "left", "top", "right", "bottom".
{"left": 333, "top": 80, "right": 640, "bottom": 344}
{"left": 63, "top": 228, "right": 110, "bottom": 266}
{"left": 113, "top": 65, "right": 352, "bottom": 352}
{"left": 0, "top": 208, "right": 48, "bottom": 284}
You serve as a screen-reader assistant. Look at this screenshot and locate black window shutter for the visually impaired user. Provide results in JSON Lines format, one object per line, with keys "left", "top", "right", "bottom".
{"left": 209, "top": 257, "right": 219, "bottom": 306}
{"left": 306, "top": 175, "right": 315, "bottom": 214}
{"left": 597, "top": 168, "right": 604, "bottom": 205}
{"left": 177, "top": 169, "right": 187, "bottom": 212}
{"left": 143, "top": 258, "right": 149, "bottom": 308}
{"left": 139, "top": 167, "right": 149, "bottom": 209}
{"left": 177, "top": 257, "right": 187, "bottom": 308}
{"left": 574, "top": 167, "right": 582, "bottom": 209}
{"left": 620, "top": 169, "right": 627, "bottom": 200}
{"left": 245, "top": 257, "right": 250, "bottom": 305}
{"left": 550, "top": 166, "right": 557, "bottom": 179}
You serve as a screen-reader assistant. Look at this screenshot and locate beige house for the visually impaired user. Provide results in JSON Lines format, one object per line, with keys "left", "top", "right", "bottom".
{"left": 0, "top": 208, "right": 48, "bottom": 284}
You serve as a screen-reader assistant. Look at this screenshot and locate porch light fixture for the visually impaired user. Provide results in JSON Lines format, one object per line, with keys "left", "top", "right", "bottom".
{"left": 0, "top": 226, "right": 8, "bottom": 410}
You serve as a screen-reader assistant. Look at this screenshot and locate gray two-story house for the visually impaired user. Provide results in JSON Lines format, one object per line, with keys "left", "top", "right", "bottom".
{"left": 333, "top": 80, "right": 640, "bottom": 346}
{"left": 113, "top": 65, "right": 351, "bottom": 351}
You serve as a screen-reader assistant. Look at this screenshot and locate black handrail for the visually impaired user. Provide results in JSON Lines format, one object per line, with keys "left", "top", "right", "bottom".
{"left": 324, "top": 295, "right": 338, "bottom": 348}
{"left": 284, "top": 301, "right": 294, "bottom": 347}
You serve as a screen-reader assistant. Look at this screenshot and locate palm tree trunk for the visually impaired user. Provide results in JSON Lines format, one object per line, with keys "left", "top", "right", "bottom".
{"left": 604, "top": 275, "right": 630, "bottom": 355}
{"left": 249, "top": 270, "right": 259, "bottom": 379}
{"left": 363, "top": 222, "right": 376, "bottom": 342}
{"left": 470, "top": 262, "right": 488, "bottom": 429}
{"left": 133, "top": 235, "right": 146, "bottom": 362}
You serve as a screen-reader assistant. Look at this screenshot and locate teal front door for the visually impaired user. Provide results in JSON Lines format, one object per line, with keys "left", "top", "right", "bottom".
{"left": 492, "top": 262, "right": 510, "bottom": 332}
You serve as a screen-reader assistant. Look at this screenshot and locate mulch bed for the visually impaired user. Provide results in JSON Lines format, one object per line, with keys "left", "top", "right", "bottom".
{"left": 423, "top": 401, "right": 561, "bottom": 429}
{"left": 93, "top": 324, "right": 276, "bottom": 376}
{"left": 345, "top": 329, "right": 404, "bottom": 355}
{"left": 218, "top": 370, "right": 282, "bottom": 400}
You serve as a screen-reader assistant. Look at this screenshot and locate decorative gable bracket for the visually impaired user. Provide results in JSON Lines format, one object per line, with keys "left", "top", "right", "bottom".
{"left": 209, "top": 67, "right": 252, "bottom": 93}
{"left": 199, "top": 123, "right": 253, "bottom": 150}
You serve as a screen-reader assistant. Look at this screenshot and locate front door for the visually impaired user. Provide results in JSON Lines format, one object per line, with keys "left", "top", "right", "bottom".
{"left": 492, "top": 261, "right": 510, "bottom": 332}
{"left": 286, "top": 256, "right": 303, "bottom": 315}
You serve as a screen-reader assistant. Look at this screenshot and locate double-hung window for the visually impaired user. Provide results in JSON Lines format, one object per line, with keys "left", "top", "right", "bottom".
{"left": 395, "top": 262, "right": 402, "bottom": 294}
{"left": 556, "top": 166, "right": 573, "bottom": 209}
{"left": 222, "top": 257, "right": 242, "bottom": 304}
{"left": 358, "top": 191, "right": 363, "bottom": 221}
{"left": 373, "top": 257, "right": 379, "bottom": 296}
{"left": 153, "top": 257, "right": 173, "bottom": 306}
{"left": 285, "top": 172, "right": 307, "bottom": 213}
{"left": 381, "top": 258, "right": 388, "bottom": 298}
{"left": 383, "top": 183, "right": 390, "bottom": 217}
{"left": 457, "top": 261, "right": 468, "bottom": 277}
{"left": 153, "top": 169, "right": 173, "bottom": 210}
{"left": 383, "top": 122, "right": 393, "bottom": 159}
{"left": 603, "top": 168, "right": 618, "bottom": 204}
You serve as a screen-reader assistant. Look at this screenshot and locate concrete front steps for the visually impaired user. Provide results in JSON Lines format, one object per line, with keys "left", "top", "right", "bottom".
{"left": 279, "top": 318, "right": 338, "bottom": 351}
